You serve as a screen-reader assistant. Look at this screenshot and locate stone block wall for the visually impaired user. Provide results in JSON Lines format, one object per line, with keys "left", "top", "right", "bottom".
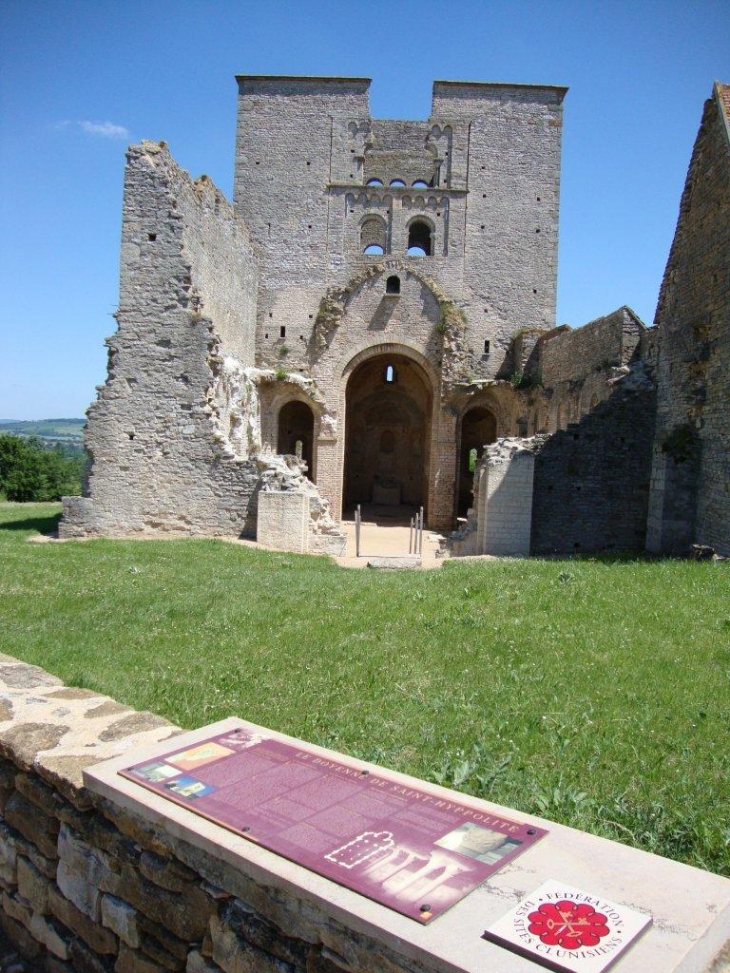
{"left": 647, "top": 83, "right": 730, "bottom": 555}
{"left": 531, "top": 376, "right": 656, "bottom": 554}
{"left": 61, "top": 142, "right": 263, "bottom": 539}
{"left": 0, "top": 656, "right": 435, "bottom": 973}
{"left": 473, "top": 440, "right": 535, "bottom": 556}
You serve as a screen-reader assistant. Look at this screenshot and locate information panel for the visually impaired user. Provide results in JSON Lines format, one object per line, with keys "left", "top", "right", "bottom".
{"left": 120, "top": 724, "right": 547, "bottom": 923}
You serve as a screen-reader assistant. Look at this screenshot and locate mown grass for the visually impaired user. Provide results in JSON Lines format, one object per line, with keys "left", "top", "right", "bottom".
{"left": 1, "top": 502, "right": 728, "bottom": 876}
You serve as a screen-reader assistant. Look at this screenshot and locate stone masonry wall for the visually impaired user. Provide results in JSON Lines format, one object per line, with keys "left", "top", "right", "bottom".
{"left": 647, "top": 84, "right": 730, "bottom": 555}
{"left": 531, "top": 372, "right": 656, "bottom": 555}
{"left": 61, "top": 142, "right": 263, "bottom": 539}
{"left": 0, "top": 654, "right": 439, "bottom": 973}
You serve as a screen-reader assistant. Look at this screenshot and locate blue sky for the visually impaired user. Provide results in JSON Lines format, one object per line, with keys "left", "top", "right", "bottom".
{"left": 1, "top": 0, "right": 728, "bottom": 420}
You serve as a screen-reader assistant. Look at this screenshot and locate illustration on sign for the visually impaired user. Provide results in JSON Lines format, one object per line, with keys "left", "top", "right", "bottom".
{"left": 119, "top": 722, "right": 547, "bottom": 923}
{"left": 483, "top": 879, "right": 652, "bottom": 972}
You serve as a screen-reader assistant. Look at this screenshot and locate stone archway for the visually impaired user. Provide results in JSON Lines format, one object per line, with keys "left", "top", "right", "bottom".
{"left": 277, "top": 401, "right": 315, "bottom": 478}
{"left": 457, "top": 406, "right": 497, "bottom": 516}
{"left": 343, "top": 353, "right": 432, "bottom": 515}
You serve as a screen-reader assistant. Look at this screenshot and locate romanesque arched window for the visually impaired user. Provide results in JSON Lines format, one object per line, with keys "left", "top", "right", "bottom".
{"left": 407, "top": 218, "right": 433, "bottom": 256}
{"left": 361, "top": 215, "right": 387, "bottom": 255}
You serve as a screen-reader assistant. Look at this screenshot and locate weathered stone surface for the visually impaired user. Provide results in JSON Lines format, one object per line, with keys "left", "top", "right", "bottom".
{"left": 99, "top": 712, "right": 172, "bottom": 742}
{"left": 0, "top": 722, "right": 69, "bottom": 770}
{"left": 0, "top": 820, "right": 19, "bottom": 886}
{"left": 86, "top": 701, "right": 134, "bottom": 719}
{"left": 1, "top": 909, "right": 42, "bottom": 959}
{"left": 4, "top": 790, "right": 59, "bottom": 859}
{"left": 69, "top": 938, "right": 117, "bottom": 973}
{"left": 29, "top": 912, "right": 70, "bottom": 959}
{"left": 15, "top": 769, "right": 59, "bottom": 815}
{"left": 46, "top": 687, "right": 103, "bottom": 701}
{"left": 209, "top": 913, "right": 297, "bottom": 973}
{"left": 14, "top": 833, "right": 58, "bottom": 879}
{"left": 139, "top": 849, "right": 197, "bottom": 892}
{"left": 101, "top": 893, "right": 140, "bottom": 948}
{"left": 222, "top": 899, "right": 308, "bottom": 968}
{"left": 57, "top": 824, "right": 114, "bottom": 920}
{"left": 115, "top": 944, "right": 171, "bottom": 973}
{"left": 0, "top": 664, "right": 63, "bottom": 689}
{"left": 0, "top": 697, "right": 13, "bottom": 721}
{"left": 100, "top": 861, "right": 211, "bottom": 942}
{"left": 2, "top": 889, "right": 33, "bottom": 928}
{"left": 17, "top": 854, "right": 51, "bottom": 914}
{"left": 186, "top": 950, "right": 223, "bottom": 973}
{"left": 49, "top": 884, "right": 119, "bottom": 955}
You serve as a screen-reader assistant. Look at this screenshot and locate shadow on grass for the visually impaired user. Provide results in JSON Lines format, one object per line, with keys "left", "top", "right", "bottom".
{"left": 0, "top": 513, "right": 62, "bottom": 536}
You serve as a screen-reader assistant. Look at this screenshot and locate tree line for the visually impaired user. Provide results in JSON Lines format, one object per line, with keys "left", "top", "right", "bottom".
{"left": 0, "top": 435, "right": 86, "bottom": 502}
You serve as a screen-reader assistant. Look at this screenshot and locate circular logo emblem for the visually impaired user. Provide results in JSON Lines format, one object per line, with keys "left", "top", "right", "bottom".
{"left": 528, "top": 900, "right": 611, "bottom": 949}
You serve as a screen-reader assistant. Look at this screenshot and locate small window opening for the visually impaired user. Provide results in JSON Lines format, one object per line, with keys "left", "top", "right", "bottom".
{"left": 468, "top": 447, "right": 478, "bottom": 473}
{"left": 264, "top": 333, "right": 269, "bottom": 339}
{"left": 147, "top": 233, "right": 156, "bottom": 241}
{"left": 386, "top": 275, "right": 401, "bottom": 295}
{"left": 280, "top": 326, "right": 286, "bottom": 338}
{"left": 385, "top": 364, "right": 396, "bottom": 384}
{"left": 390, "top": 179, "right": 406, "bottom": 187}
{"left": 366, "top": 178, "right": 384, "bottom": 187}
{"left": 364, "top": 244, "right": 384, "bottom": 255}
{"left": 407, "top": 219, "right": 433, "bottom": 257}
{"left": 412, "top": 180, "right": 429, "bottom": 188}
{"left": 483, "top": 340, "right": 490, "bottom": 354}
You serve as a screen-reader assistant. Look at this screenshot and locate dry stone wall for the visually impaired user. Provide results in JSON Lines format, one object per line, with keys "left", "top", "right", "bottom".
{"left": 0, "top": 654, "right": 444, "bottom": 973}
{"left": 61, "top": 142, "right": 263, "bottom": 539}
{"left": 647, "top": 84, "right": 730, "bottom": 556}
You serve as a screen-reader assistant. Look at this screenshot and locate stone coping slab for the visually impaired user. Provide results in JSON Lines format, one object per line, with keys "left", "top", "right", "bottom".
{"left": 84, "top": 718, "right": 730, "bottom": 973}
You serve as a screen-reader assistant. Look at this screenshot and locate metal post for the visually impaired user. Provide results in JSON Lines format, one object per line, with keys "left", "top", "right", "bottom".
{"left": 409, "top": 517, "right": 414, "bottom": 555}
{"left": 419, "top": 506, "right": 424, "bottom": 555}
{"left": 355, "top": 504, "right": 361, "bottom": 558}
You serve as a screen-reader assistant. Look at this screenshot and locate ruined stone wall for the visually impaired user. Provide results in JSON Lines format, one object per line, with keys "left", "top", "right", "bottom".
{"left": 515, "top": 308, "right": 649, "bottom": 436}
{"left": 647, "top": 84, "right": 730, "bottom": 555}
{"left": 531, "top": 375, "right": 656, "bottom": 555}
{"left": 0, "top": 656, "right": 437, "bottom": 973}
{"left": 61, "top": 142, "right": 262, "bottom": 539}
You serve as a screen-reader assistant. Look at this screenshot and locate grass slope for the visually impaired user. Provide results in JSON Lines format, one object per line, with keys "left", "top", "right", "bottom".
{"left": 1, "top": 503, "right": 728, "bottom": 875}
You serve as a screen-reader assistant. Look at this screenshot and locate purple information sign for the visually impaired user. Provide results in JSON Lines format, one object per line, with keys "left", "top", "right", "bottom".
{"left": 120, "top": 724, "right": 547, "bottom": 923}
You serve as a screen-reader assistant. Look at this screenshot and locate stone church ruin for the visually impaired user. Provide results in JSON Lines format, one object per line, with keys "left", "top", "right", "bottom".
{"left": 61, "top": 77, "right": 730, "bottom": 557}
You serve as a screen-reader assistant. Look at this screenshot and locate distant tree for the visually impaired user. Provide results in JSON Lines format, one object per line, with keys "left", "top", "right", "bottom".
{"left": 0, "top": 435, "right": 85, "bottom": 501}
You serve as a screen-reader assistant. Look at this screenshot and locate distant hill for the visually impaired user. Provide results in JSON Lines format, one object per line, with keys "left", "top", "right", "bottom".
{"left": 0, "top": 419, "right": 85, "bottom": 450}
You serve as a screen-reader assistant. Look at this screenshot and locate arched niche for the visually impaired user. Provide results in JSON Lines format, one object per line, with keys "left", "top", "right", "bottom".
{"left": 457, "top": 406, "right": 497, "bottom": 516}
{"left": 277, "top": 401, "right": 315, "bottom": 478}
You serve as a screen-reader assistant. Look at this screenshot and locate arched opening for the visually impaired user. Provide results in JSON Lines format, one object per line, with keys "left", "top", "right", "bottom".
{"left": 385, "top": 275, "right": 400, "bottom": 295}
{"left": 277, "top": 401, "right": 315, "bottom": 477}
{"left": 407, "top": 218, "right": 433, "bottom": 256}
{"left": 344, "top": 353, "right": 432, "bottom": 516}
{"left": 366, "top": 178, "right": 384, "bottom": 187}
{"left": 457, "top": 406, "right": 497, "bottom": 516}
{"left": 361, "top": 215, "right": 387, "bottom": 255}
{"left": 412, "top": 180, "right": 429, "bottom": 188}
{"left": 389, "top": 179, "right": 406, "bottom": 187}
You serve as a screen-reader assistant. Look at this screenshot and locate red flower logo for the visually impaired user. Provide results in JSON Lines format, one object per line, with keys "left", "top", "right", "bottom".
{"left": 528, "top": 900, "right": 610, "bottom": 949}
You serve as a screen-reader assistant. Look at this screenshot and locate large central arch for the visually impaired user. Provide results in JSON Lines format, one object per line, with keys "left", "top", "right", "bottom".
{"left": 343, "top": 349, "right": 435, "bottom": 516}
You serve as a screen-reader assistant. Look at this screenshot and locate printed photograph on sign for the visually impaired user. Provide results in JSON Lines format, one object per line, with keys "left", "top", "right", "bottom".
{"left": 484, "top": 879, "right": 652, "bottom": 973}
{"left": 120, "top": 721, "right": 548, "bottom": 923}
{"left": 435, "top": 822, "right": 523, "bottom": 864}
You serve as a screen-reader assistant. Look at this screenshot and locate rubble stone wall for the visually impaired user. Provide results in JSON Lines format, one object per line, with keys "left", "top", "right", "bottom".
{"left": 61, "top": 142, "right": 263, "bottom": 539}
{"left": 531, "top": 380, "right": 656, "bottom": 554}
{"left": 0, "top": 655, "right": 429, "bottom": 973}
{"left": 647, "top": 85, "right": 730, "bottom": 555}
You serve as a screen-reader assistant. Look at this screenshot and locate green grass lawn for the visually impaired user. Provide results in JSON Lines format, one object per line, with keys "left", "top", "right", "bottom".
{"left": 1, "top": 502, "right": 728, "bottom": 876}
